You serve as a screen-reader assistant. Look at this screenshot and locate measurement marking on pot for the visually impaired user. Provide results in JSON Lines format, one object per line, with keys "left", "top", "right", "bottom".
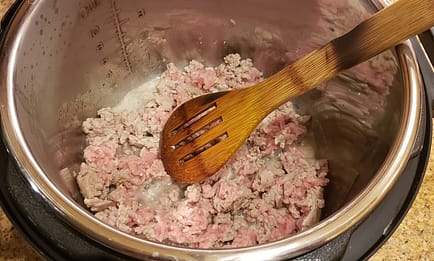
{"left": 80, "top": 0, "right": 101, "bottom": 19}
{"left": 96, "top": 41, "right": 104, "bottom": 51}
{"left": 89, "top": 25, "right": 101, "bottom": 38}
{"left": 137, "top": 8, "right": 146, "bottom": 18}
{"left": 111, "top": 0, "right": 133, "bottom": 74}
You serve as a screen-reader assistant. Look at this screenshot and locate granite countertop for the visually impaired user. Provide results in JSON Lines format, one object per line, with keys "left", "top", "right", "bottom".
{"left": 0, "top": 1, "right": 433, "bottom": 260}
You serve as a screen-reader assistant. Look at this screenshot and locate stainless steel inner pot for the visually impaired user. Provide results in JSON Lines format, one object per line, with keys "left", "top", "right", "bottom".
{"left": 0, "top": 0, "right": 422, "bottom": 260}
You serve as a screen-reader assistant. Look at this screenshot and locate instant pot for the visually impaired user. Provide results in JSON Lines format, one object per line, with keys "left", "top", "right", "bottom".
{"left": 0, "top": 0, "right": 433, "bottom": 260}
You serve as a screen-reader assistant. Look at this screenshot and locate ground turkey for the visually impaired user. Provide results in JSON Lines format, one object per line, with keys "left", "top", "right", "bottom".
{"left": 76, "top": 54, "right": 329, "bottom": 248}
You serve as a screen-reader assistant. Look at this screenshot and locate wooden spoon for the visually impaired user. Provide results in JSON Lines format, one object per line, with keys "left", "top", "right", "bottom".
{"left": 160, "top": 0, "right": 434, "bottom": 184}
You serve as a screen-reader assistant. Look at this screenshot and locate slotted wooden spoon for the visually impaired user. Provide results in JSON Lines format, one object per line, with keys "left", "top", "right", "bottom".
{"left": 160, "top": 0, "right": 434, "bottom": 184}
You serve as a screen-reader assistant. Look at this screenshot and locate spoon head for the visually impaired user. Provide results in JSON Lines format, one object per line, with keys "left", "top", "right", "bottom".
{"left": 160, "top": 91, "right": 252, "bottom": 183}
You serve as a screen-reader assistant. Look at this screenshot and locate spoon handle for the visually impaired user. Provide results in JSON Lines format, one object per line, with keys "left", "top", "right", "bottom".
{"left": 257, "top": 0, "right": 434, "bottom": 112}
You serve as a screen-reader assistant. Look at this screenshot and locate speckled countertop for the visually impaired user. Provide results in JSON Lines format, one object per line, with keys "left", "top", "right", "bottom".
{"left": 0, "top": 1, "right": 433, "bottom": 260}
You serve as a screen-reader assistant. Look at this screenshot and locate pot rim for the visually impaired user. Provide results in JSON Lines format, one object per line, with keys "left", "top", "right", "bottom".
{"left": 0, "top": 1, "right": 422, "bottom": 260}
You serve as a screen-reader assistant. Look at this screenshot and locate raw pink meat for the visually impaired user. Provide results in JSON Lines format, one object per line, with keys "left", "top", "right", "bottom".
{"left": 77, "top": 54, "right": 328, "bottom": 248}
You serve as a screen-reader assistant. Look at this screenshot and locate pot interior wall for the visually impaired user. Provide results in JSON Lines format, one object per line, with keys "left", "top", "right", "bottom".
{"left": 11, "top": 0, "right": 402, "bottom": 220}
